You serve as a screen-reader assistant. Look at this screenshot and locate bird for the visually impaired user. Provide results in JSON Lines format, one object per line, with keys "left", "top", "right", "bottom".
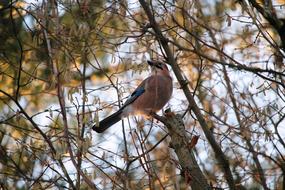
{"left": 92, "top": 60, "right": 173, "bottom": 133}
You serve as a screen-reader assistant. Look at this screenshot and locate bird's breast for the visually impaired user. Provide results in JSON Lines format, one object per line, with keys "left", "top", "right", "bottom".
{"left": 131, "top": 75, "right": 173, "bottom": 114}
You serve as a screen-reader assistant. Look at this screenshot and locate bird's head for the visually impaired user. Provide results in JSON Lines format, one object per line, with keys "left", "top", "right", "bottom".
{"left": 147, "top": 60, "right": 170, "bottom": 76}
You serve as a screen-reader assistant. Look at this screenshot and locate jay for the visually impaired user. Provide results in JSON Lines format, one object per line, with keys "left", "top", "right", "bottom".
{"left": 92, "top": 60, "right": 173, "bottom": 133}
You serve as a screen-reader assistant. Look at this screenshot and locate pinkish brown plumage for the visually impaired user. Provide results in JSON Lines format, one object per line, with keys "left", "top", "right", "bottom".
{"left": 130, "top": 75, "right": 172, "bottom": 114}
{"left": 93, "top": 60, "right": 173, "bottom": 133}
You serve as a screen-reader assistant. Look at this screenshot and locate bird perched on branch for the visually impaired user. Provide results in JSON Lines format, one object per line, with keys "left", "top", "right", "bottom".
{"left": 92, "top": 60, "right": 173, "bottom": 133}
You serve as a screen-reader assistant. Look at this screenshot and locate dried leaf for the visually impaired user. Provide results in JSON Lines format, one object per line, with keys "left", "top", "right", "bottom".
{"left": 188, "top": 135, "right": 200, "bottom": 149}
{"left": 227, "top": 15, "right": 232, "bottom": 27}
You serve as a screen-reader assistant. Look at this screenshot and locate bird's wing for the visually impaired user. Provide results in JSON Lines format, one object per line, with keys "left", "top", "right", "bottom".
{"left": 120, "top": 79, "right": 147, "bottom": 110}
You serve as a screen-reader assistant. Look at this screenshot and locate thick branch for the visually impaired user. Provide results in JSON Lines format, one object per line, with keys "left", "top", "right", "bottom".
{"left": 153, "top": 113, "right": 211, "bottom": 190}
{"left": 139, "top": 1, "right": 237, "bottom": 189}
{"left": 248, "top": 0, "right": 285, "bottom": 50}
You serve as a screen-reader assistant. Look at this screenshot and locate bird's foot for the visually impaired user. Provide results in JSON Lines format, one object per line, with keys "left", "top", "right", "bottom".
{"left": 164, "top": 108, "right": 175, "bottom": 118}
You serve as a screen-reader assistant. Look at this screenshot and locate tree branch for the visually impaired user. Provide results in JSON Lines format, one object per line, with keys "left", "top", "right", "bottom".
{"left": 139, "top": 0, "right": 237, "bottom": 189}
{"left": 247, "top": 0, "right": 285, "bottom": 50}
{"left": 153, "top": 112, "right": 211, "bottom": 189}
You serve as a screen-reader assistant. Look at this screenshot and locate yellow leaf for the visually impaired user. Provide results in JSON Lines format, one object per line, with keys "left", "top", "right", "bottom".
{"left": 23, "top": 156, "right": 28, "bottom": 162}
{"left": 62, "top": 153, "right": 71, "bottom": 157}
{"left": 11, "top": 130, "right": 22, "bottom": 139}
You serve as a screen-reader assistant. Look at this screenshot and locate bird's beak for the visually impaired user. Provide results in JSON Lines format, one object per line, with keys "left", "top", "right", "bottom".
{"left": 147, "top": 60, "right": 163, "bottom": 69}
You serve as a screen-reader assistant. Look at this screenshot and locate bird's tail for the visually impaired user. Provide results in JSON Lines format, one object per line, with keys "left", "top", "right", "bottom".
{"left": 92, "top": 110, "right": 123, "bottom": 133}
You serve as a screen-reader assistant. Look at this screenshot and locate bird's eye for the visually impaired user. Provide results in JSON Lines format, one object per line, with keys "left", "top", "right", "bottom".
{"left": 156, "top": 62, "right": 163, "bottom": 69}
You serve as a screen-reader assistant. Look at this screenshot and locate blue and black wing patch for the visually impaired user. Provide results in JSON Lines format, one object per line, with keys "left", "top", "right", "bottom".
{"left": 131, "top": 87, "right": 145, "bottom": 97}
{"left": 121, "top": 87, "right": 145, "bottom": 109}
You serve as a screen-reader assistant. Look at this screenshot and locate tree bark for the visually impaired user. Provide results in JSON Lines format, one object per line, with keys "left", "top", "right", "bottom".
{"left": 139, "top": 0, "right": 237, "bottom": 189}
{"left": 153, "top": 113, "right": 211, "bottom": 190}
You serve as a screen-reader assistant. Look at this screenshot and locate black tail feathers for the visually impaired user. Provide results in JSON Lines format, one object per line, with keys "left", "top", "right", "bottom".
{"left": 92, "top": 110, "right": 122, "bottom": 133}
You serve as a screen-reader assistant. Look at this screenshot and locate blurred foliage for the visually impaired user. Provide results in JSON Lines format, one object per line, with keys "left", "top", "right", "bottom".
{"left": 0, "top": 0, "right": 285, "bottom": 189}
